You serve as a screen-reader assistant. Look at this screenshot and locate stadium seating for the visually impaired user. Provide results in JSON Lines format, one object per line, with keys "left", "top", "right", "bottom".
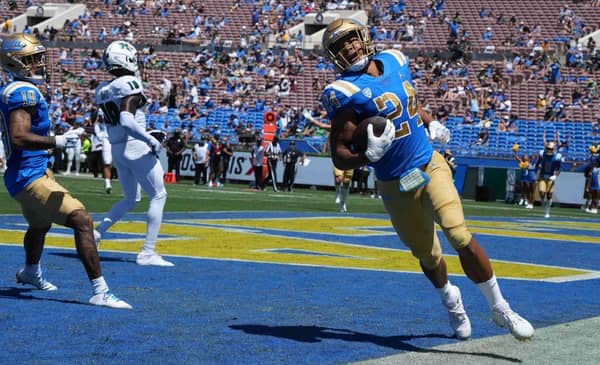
{"left": 2, "top": 0, "right": 599, "bottom": 165}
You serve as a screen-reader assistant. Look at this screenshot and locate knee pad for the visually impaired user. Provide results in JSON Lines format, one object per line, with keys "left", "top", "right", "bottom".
{"left": 152, "top": 190, "right": 167, "bottom": 202}
{"left": 444, "top": 223, "right": 472, "bottom": 250}
{"left": 413, "top": 248, "right": 442, "bottom": 271}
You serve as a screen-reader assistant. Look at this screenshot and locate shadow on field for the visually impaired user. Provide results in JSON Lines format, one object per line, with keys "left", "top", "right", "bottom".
{"left": 229, "top": 324, "right": 522, "bottom": 363}
{"left": 50, "top": 252, "right": 135, "bottom": 263}
{"left": 0, "top": 287, "right": 88, "bottom": 306}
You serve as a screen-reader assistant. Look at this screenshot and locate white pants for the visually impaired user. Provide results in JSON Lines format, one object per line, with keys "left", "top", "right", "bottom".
{"left": 98, "top": 139, "right": 167, "bottom": 251}
{"left": 65, "top": 146, "right": 81, "bottom": 174}
{"left": 111, "top": 140, "right": 166, "bottom": 199}
{"left": 102, "top": 138, "right": 112, "bottom": 165}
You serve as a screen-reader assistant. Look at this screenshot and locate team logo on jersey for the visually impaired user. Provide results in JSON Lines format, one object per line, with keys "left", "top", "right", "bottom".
{"left": 361, "top": 88, "right": 372, "bottom": 98}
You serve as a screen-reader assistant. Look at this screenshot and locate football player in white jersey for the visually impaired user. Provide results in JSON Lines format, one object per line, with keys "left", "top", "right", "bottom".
{"left": 93, "top": 40, "right": 173, "bottom": 267}
{"left": 63, "top": 121, "right": 85, "bottom": 176}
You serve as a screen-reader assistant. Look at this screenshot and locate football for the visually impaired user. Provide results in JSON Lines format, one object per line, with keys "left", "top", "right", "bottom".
{"left": 351, "top": 116, "right": 389, "bottom": 151}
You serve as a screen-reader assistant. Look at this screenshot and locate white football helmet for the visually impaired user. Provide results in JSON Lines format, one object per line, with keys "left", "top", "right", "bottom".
{"left": 0, "top": 33, "right": 47, "bottom": 85}
{"left": 102, "top": 40, "right": 139, "bottom": 74}
{"left": 322, "top": 18, "right": 374, "bottom": 73}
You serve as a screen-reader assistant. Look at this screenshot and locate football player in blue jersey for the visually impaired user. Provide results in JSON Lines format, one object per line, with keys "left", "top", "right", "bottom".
{"left": 321, "top": 18, "right": 533, "bottom": 340}
{"left": 0, "top": 33, "right": 131, "bottom": 309}
{"left": 536, "top": 141, "right": 562, "bottom": 218}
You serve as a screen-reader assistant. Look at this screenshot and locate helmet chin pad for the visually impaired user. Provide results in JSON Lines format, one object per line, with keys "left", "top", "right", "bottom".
{"left": 346, "top": 57, "right": 369, "bottom": 72}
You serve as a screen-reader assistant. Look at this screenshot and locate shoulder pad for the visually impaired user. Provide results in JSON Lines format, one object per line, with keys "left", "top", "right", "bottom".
{"left": 379, "top": 49, "right": 409, "bottom": 67}
{"left": 1, "top": 81, "right": 43, "bottom": 110}
{"left": 112, "top": 75, "right": 144, "bottom": 97}
{"left": 320, "top": 80, "right": 360, "bottom": 117}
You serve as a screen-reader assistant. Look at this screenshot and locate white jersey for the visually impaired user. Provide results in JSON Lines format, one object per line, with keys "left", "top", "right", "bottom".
{"left": 95, "top": 75, "right": 147, "bottom": 146}
{"left": 193, "top": 143, "right": 209, "bottom": 164}
{"left": 94, "top": 120, "right": 109, "bottom": 141}
{"left": 65, "top": 126, "right": 84, "bottom": 149}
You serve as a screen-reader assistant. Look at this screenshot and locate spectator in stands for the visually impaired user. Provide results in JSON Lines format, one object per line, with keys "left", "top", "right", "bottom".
{"left": 473, "top": 125, "right": 490, "bottom": 146}
{"left": 548, "top": 59, "right": 561, "bottom": 84}
{"left": 482, "top": 27, "right": 493, "bottom": 42}
{"left": 497, "top": 115, "right": 511, "bottom": 132}
{"left": 593, "top": 117, "right": 600, "bottom": 136}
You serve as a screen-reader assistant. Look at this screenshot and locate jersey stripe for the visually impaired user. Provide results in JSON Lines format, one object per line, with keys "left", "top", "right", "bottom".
{"left": 1, "top": 81, "right": 37, "bottom": 104}
{"left": 381, "top": 49, "right": 407, "bottom": 66}
{"left": 329, "top": 80, "right": 360, "bottom": 97}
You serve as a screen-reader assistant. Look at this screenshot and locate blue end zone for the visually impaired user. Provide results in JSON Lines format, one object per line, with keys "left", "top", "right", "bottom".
{"left": 1, "top": 212, "right": 600, "bottom": 364}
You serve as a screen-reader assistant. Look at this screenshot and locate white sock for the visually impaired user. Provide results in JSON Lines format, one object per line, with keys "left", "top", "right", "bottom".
{"left": 545, "top": 199, "right": 552, "bottom": 214}
{"left": 105, "top": 178, "right": 111, "bottom": 188}
{"left": 96, "top": 217, "right": 114, "bottom": 236}
{"left": 340, "top": 185, "right": 350, "bottom": 204}
{"left": 141, "top": 193, "right": 166, "bottom": 253}
{"left": 24, "top": 263, "right": 41, "bottom": 276}
{"left": 437, "top": 281, "right": 452, "bottom": 297}
{"left": 91, "top": 276, "right": 109, "bottom": 295}
{"left": 477, "top": 275, "right": 508, "bottom": 310}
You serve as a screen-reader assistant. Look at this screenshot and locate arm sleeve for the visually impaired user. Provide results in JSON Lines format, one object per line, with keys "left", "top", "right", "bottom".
{"left": 119, "top": 111, "right": 155, "bottom": 145}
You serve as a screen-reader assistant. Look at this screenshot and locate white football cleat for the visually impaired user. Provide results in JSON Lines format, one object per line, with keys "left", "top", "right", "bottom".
{"left": 136, "top": 252, "right": 174, "bottom": 267}
{"left": 89, "top": 291, "right": 132, "bottom": 309}
{"left": 16, "top": 269, "right": 57, "bottom": 291}
{"left": 492, "top": 306, "right": 534, "bottom": 340}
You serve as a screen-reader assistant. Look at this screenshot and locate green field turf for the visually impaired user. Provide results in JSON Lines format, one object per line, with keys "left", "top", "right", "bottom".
{"left": 0, "top": 173, "right": 592, "bottom": 220}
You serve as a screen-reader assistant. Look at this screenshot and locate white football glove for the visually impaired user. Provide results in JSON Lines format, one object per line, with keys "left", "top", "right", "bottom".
{"left": 54, "top": 130, "right": 81, "bottom": 149}
{"left": 365, "top": 119, "right": 395, "bottom": 163}
{"left": 549, "top": 175, "right": 557, "bottom": 182}
{"left": 148, "top": 137, "right": 162, "bottom": 157}
{"left": 428, "top": 120, "right": 451, "bottom": 144}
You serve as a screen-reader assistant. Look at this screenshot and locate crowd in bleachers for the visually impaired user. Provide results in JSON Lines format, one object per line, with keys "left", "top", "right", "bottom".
{"left": 1, "top": 0, "right": 600, "bottom": 166}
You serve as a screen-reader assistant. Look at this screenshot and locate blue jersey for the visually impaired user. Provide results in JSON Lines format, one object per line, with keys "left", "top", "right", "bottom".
{"left": 321, "top": 49, "right": 432, "bottom": 181}
{"left": 0, "top": 81, "right": 50, "bottom": 197}
{"left": 519, "top": 161, "right": 536, "bottom": 183}
{"left": 591, "top": 167, "right": 600, "bottom": 191}
{"left": 536, "top": 150, "right": 562, "bottom": 179}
